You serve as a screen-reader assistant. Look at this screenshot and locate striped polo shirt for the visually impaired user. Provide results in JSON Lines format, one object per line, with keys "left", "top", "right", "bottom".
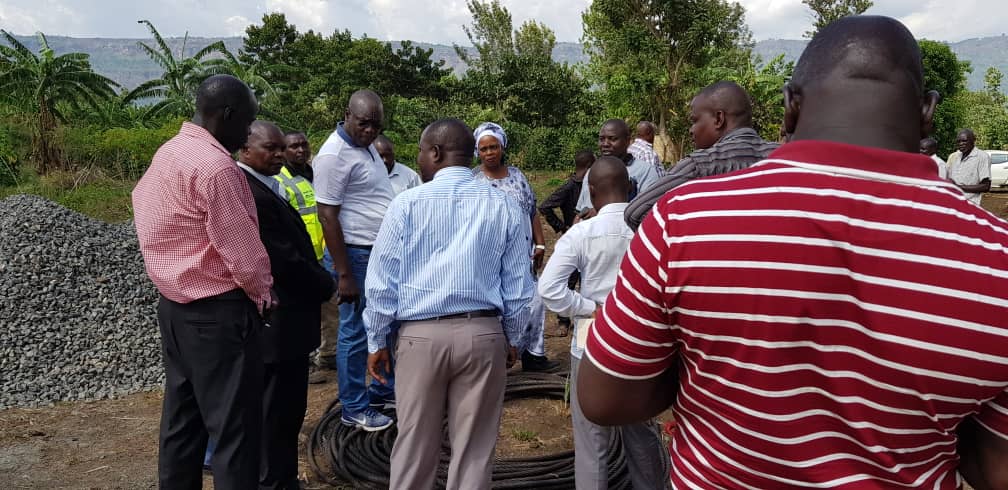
{"left": 586, "top": 140, "right": 1008, "bottom": 489}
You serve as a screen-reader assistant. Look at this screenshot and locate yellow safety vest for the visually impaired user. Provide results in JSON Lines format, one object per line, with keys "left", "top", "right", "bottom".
{"left": 275, "top": 166, "right": 325, "bottom": 260}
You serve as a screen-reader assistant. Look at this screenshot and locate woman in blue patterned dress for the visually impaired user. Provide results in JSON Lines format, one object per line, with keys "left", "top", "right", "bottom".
{"left": 472, "top": 122, "right": 559, "bottom": 372}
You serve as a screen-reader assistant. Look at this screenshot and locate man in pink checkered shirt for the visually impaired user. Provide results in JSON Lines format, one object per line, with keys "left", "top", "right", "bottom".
{"left": 133, "top": 74, "right": 275, "bottom": 490}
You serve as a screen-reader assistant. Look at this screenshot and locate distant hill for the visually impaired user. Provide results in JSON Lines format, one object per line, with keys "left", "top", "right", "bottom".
{"left": 6, "top": 34, "right": 1008, "bottom": 94}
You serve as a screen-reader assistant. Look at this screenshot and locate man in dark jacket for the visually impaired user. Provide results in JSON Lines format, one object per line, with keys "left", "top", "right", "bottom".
{"left": 238, "top": 120, "right": 335, "bottom": 489}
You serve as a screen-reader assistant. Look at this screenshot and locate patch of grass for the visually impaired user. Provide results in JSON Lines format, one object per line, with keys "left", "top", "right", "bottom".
{"left": 0, "top": 167, "right": 135, "bottom": 223}
{"left": 511, "top": 428, "right": 539, "bottom": 442}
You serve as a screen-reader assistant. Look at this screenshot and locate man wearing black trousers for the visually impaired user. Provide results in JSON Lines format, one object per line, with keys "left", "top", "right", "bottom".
{"left": 238, "top": 120, "right": 335, "bottom": 489}
{"left": 134, "top": 75, "right": 275, "bottom": 490}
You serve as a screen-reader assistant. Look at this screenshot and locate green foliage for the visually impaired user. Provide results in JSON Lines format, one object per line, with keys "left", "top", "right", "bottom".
{"left": 123, "top": 20, "right": 232, "bottom": 120}
{"left": 0, "top": 30, "right": 119, "bottom": 173}
{"left": 582, "top": 0, "right": 752, "bottom": 158}
{"left": 946, "top": 91, "right": 1008, "bottom": 152}
{"left": 0, "top": 167, "right": 135, "bottom": 222}
{"left": 802, "top": 0, "right": 873, "bottom": 38}
{"left": 920, "top": 40, "right": 972, "bottom": 156}
{"left": 985, "top": 67, "right": 1006, "bottom": 106}
{"left": 456, "top": 1, "right": 592, "bottom": 129}
{"left": 57, "top": 117, "right": 184, "bottom": 179}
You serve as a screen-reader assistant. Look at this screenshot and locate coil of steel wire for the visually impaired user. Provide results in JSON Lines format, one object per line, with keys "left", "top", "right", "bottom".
{"left": 308, "top": 371, "right": 631, "bottom": 489}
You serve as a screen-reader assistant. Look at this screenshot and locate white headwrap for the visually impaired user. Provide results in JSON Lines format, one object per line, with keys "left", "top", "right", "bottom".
{"left": 473, "top": 121, "right": 507, "bottom": 156}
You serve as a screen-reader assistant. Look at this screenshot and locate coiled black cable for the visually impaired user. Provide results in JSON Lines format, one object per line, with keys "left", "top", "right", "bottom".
{"left": 308, "top": 371, "right": 632, "bottom": 489}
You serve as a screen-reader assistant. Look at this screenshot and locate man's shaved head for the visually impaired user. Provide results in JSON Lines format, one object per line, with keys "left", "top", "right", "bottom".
{"left": 374, "top": 134, "right": 396, "bottom": 172}
{"left": 344, "top": 89, "right": 384, "bottom": 147}
{"left": 602, "top": 119, "right": 630, "bottom": 138}
{"left": 635, "top": 121, "right": 656, "bottom": 143}
{"left": 588, "top": 156, "right": 631, "bottom": 209}
{"left": 696, "top": 81, "right": 753, "bottom": 127}
{"left": 249, "top": 120, "right": 283, "bottom": 141}
{"left": 920, "top": 137, "right": 938, "bottom": 156}
{"left": 784, "top": 16, "right": 938, "bottom": 152}
{"left": 791, "top": 16, "right": 924, "bottom": 95}
{"left": 193, "top": 74, "right": 258, "bottom": 152}
{"left": 689, "top": 81, "right": 755, "bottom": 149}
{"left": 417, "top": 118, "right": 475, "bottom": 181}
{"left": 241, "top": 121, "right": 285, "bottom": 176}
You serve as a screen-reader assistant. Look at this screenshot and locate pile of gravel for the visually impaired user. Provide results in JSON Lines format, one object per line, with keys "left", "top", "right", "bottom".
{"left": 0, "top": 194, "right": 163, "bottom": 409}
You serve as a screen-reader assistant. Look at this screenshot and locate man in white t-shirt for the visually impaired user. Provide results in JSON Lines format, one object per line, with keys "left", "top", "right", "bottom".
{"left": 919, "top": 137, "right": 947, "bottom": 179}
{"left": 946, "top": 128, "right": 991, "bottom": 205}
{"left": 313, "top": 89, "right": 395, "bottom": 431}
{"left": 374, "top": 134, "right": 421, "bottom": 195}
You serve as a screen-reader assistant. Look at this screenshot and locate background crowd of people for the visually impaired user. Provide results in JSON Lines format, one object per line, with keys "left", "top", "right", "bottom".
{"left": 132, "top": 14, "right": 1008, "bottom": 490}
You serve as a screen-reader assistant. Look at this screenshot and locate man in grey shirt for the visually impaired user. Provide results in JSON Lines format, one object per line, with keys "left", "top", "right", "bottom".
{"left": 624, "top": 81, "right": 779, "bottom": 229}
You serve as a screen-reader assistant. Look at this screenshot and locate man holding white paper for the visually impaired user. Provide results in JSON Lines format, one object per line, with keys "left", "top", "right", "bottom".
{"left": 538, "top": 156, "right": 667, "bottom": 490}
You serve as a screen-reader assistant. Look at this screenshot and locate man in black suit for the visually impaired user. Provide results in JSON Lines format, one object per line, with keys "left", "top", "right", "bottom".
{"left": 237, "top": 120, "right": 335, "bottom": 489}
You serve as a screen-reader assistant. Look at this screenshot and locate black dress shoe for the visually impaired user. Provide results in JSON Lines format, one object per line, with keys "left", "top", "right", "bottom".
{"left": 522, "top": 351, "right": 562, "bottom": 372}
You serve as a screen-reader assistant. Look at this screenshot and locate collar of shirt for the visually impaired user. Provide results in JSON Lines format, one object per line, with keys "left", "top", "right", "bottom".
{"left": 761, "top": 139, "right": 944, "bottom": 184}
{"left": 389, "top": 161, "right": 405, "bottom": 177}
{"left": 596, "top": 202, "right": 630, "bottom": 216}
{"left": 237, "top": 161, "right": 286, "bottom": 198}
{"left": 432, "top": 165, "right": 473, "bottom": 181}
{"left": 632, "top": 138, "right": 654, "bottom": 150}
{"left": 336, "top": 122, "right": 360, "bottom": 147}
{"left": 179, "top": 121, "right": 230, "bottom": 157}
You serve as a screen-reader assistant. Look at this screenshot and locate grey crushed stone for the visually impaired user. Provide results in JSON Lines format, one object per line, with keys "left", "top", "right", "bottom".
{"left": 0, "top": 194, "right": 163, "bottom": 409}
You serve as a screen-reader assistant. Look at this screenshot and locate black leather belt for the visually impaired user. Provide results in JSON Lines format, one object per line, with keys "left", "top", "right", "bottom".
{"left": 421, "top": 309, "right": 499, "bottom": 321}
{"left": 346, "top": 243, "right": 373, "bottom": 250}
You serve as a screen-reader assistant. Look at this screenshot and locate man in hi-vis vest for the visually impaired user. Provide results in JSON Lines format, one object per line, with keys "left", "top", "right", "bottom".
{"left": 275, "top": 131, "right": 333, "bottom": 384}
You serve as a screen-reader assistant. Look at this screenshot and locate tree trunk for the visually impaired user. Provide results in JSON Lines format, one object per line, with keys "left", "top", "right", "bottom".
{"left": 34, "top": 100, "right": 60, "bottom": 174}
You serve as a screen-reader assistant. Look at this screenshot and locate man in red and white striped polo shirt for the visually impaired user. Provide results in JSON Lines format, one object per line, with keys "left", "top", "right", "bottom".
{"left": 133, "top": 75, "right": 275, "bottom": 489}
{"left": 577, "top": 16, "right": 1008, "bottom": 489}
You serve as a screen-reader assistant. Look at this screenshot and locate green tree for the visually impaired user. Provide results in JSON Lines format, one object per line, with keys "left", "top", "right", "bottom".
{"left": 985, "top": 67, "right": 1006, "bottom": 106}
{"left": 124, "top": 20, "right": 231, "bottom": 119}
{"left": 455, "top": 0, "right": 514, "bottom": 75}
{"left": 920, "top": 39, "right": 971, "bottom": 156}
{"left": 582, "top": 0, "right": 752, "bottom": 157}
{"left": 0, "top": 30, "right": 118, "bottom": 173}
{"left": 456, "top": 1, "right": 588, "bottom": 128}
{"left": 802, "top": 0, "right": 873, "bottom": 38}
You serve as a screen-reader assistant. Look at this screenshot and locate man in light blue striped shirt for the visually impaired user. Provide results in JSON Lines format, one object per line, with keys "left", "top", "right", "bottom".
{"left": 363, "top": 118, "right": 532, "bottom": 489}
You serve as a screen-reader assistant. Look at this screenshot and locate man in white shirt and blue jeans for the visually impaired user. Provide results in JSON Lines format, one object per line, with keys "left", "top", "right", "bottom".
{"left": 539, "top": 156, "right": 668, "bottom": 490}
{"left": 313, "top": 90, "right": 395, "bottom": 431}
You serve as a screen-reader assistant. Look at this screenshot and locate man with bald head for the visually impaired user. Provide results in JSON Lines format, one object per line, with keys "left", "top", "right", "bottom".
{"left": 133, "top": 74, "right": 274, "bottom": 488}
{"left": 579, "top": 16, "right": 1008, "bottom": 489}
{"left": 629, "top": 120, "right": 664, "bottom": 176}
{"left": 313, "top": 89, "right": 396, "bottom": 430}
{"left": 374, "top": 134, "right": 421, "bottom": 195}
{"left": 364, "top": 118, "right": 531, "bottom": 489}
{"left": 237, "top": 121, "right": 334, "bottom": 489}
{"left": 624, "top": 80, "right": 778, "bottom": 229}
{"left": 575, "top": 119, "right": 660, "bottom": 214}
{"left": 539, "top": 156, "right": 668, "bottom": 490}
{"left": 946, "top": 128, "right": 991, "bottom": 205}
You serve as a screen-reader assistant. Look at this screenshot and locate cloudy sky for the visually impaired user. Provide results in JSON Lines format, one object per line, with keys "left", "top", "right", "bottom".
{"left": 0, "top": 0, "right": 1004, "bottom": 43}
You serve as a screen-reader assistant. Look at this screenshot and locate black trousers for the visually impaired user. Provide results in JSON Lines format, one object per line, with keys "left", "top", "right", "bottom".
{"left": 259, "top": 357, "right": 310, "bottom": 490}
{"left": 157, "top": 291, "right": 264, "bottom": 490}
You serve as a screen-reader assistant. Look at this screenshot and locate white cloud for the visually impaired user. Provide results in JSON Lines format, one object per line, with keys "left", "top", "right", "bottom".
{"left": 0, "top": 0, "right": 1004, "bottom": 44}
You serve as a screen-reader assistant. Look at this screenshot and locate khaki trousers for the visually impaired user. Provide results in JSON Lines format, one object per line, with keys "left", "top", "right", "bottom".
{"left": 315, "top": 297, "right": 339, "bottom": 365}
{"left": 389, "top": 317, "right": 508, "bottom": 490}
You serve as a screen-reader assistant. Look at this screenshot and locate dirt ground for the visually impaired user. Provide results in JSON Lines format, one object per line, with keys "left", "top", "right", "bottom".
{"left": 3, "top": 193, "right": 1006, "bottom": 489}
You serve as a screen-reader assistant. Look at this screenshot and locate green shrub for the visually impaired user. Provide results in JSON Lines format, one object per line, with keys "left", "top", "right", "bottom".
{"left": 58, "top": 118, "right": 184, "bottom": 179}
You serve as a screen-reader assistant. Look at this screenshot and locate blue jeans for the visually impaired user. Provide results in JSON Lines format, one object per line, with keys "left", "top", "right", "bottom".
{"left": 337, "top": 246, "right": 395, "bottom": 414}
